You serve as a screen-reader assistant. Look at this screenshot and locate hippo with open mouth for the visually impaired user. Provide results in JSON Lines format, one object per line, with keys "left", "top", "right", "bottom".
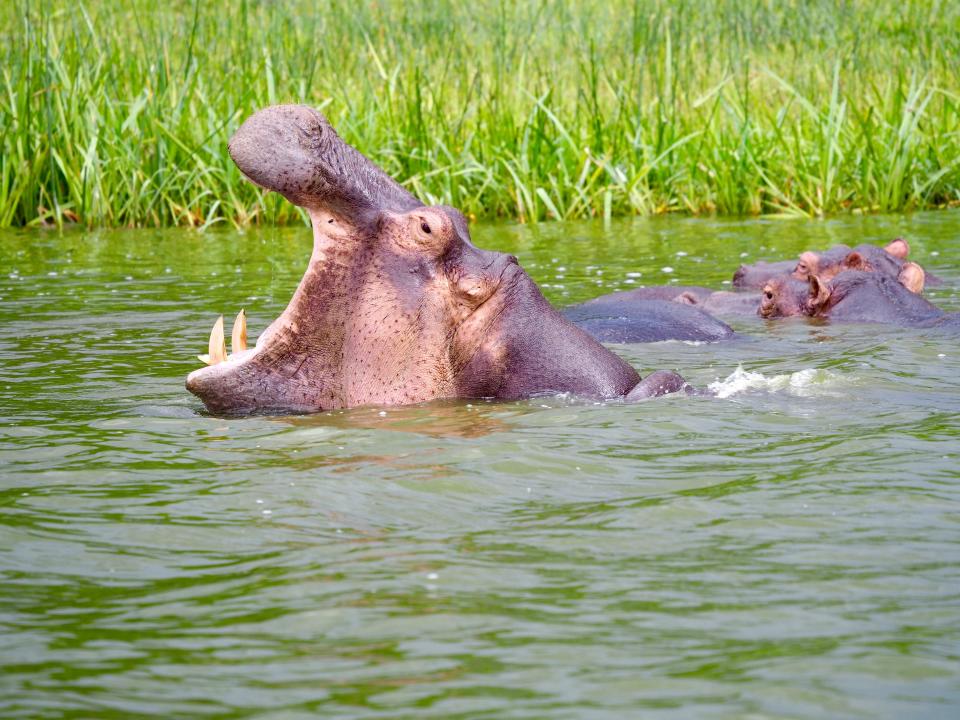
{"left": 186, "top": 105, "right": 687, "bottom": 414}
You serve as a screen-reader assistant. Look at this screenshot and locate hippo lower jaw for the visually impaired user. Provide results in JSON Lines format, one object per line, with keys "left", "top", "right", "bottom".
{"left": 186, "top": 211, "right": 356, "bottom": 414}
{"left": 185, "top": 301, "right": 327, "bottom": 415}
{"left": 185, "top": 308, "right": 335, "bottom": 415}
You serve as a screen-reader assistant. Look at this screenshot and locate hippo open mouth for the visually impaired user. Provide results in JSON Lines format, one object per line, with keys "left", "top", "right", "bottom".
{"left": 185, "top": 105, "right": 684, "bottom": 414}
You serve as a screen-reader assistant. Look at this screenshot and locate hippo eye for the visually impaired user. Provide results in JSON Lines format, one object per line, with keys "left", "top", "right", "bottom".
{"left": 420, "top": 221, "right": 431, "bottom": 234}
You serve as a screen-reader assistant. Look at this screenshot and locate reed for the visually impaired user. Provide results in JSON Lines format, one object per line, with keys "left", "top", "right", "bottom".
{"left": 2, "top": 0, "right": 959, "bottom": 228}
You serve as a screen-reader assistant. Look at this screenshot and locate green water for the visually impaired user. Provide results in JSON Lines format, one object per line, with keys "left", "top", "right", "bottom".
{"left": 2, "top": 213, "right": 959, "bottom": 719}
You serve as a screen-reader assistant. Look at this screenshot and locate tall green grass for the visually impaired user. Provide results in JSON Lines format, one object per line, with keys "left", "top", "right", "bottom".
{"left": 2, "top": 0, "right": 959, "bottom": 228}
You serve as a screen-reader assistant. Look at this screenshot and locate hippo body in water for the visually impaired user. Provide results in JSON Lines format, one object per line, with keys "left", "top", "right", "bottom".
{"left": 585, "top": 237, "right": 938, "bottom": 333}
{"left": 759, "top": 270, "right": 957, "bottom": 328}
{"left": 185, "top": 105, "right": 687, "bottom": 414}
{"left": 563, "top": 296, "right": 736, "bottom": 343}
{"left": 563, "top": 285, "right": 761, "bottom": 338}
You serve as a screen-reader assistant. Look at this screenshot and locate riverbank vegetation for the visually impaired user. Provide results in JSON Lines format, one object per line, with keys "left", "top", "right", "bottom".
{"left": 2, "top": 0, "right": 959, "bottom": 227}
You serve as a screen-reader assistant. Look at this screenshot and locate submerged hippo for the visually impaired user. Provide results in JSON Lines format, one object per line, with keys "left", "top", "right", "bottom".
{"left": 562, "top": 296, "right": 736, "bottom": 343}
{"left": 758, "top": 270, "right": 956, "bottom": 327}
{"left": 564, "top": 284, "right": 764, "bottom": 329}
{"left": 734, "top": 238, "right": 936, "bottom": 291}
{"left": 186, "top": 105, "right": 687, "bottom": 414}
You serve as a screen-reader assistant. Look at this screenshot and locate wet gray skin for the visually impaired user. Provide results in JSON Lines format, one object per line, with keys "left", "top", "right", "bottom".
{"left": 562, "top": 296, "right": 736, "bottom": 343}
{"left": 185, "top": 105, "right": 686, "bottom": 413}
{"left": 565, "top": 285, "right": 762, "bottom": 327}
{"left": 593, "top": 285, "right": 716, "bottom": 303}
{"left": 732, "top": 259, "right": 799, "bottom": 289}
{"left": 759, "top": 270, "right": 958, "bottom": 327}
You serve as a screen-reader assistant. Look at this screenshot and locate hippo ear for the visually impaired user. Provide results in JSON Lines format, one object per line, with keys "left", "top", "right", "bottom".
{"left": 884, "top": 237, "right": 910, "bottom": 259}
{"left": 898, "top": 262, "right": 926, "bottom": 294}
{"left": 807, "top": 275, "right": 831, "bottom": 311}
{"left": 795, "top": 251, "right": 819, "bottom": 277}
{"left": 674, "top": 291, "right": 699, "bottom": 306}
{"left": 844, "top": 251, "right": 866, "bottom": 270}
{"left": 228, "top": 105, "right": 422, "bottom": 218}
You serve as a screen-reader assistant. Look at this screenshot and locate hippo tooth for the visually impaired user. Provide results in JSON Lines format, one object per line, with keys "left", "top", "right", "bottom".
{"left": 231, "top": 309, "right": 247, "bottom": 354}
{"left": 199, "top": 315, "right": 227, "bottom": 365}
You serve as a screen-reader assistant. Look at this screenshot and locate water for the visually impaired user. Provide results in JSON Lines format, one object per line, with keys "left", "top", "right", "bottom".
{"left": 2, "top": 212, "right": 959, "bottom": 719}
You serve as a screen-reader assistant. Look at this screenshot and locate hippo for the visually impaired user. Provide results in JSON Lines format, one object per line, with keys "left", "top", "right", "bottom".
{"left": 734, "top": 238, "right": 938, "bottom": 291}
{"left": 758, "top": 270, "right": 956, "bottom": 327}
{"left": 185, "top": 105, "right": 688, "bottom": 414}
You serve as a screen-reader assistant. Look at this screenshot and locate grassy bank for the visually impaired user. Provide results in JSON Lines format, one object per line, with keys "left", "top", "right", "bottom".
{"left": 2, "top": 0, "right": 960, "bottom": 228}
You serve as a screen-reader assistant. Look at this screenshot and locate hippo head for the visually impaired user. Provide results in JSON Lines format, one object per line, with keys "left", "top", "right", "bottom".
{"left": 791, "top": 238, "right": 923, "bottom": 290}
{"left": 840, "top": 241, "right": 925, "bottom": 293}
{"left": 758, "top": 275, "right": 833, "bottom": 319}
{"left": 186, "top": 105, "right": 638, "bottom": 413}
{"left": 791, "top": 244, "right": 852, "bottom": 282}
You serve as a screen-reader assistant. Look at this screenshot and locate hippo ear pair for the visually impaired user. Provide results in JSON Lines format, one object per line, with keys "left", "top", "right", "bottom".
{"left": 879, "top": 238, "right": 924, "bottom": 293}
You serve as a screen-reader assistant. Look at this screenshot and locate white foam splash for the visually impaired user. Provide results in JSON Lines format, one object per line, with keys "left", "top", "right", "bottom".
{"left": 709, "top": 365, "right": 846, "bottom": 399}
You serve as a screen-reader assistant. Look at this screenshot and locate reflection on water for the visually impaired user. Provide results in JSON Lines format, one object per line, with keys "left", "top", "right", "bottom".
{"left": 1, "top": 212, "right": 959, "bottom": 718}
{"left": 285, "top": 400, "right": 515, "bottom": 439}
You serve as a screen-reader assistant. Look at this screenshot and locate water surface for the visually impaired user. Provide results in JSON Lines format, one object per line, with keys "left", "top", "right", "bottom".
{"left": 2, "top": 212, "right": 959, "bottom": 718}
